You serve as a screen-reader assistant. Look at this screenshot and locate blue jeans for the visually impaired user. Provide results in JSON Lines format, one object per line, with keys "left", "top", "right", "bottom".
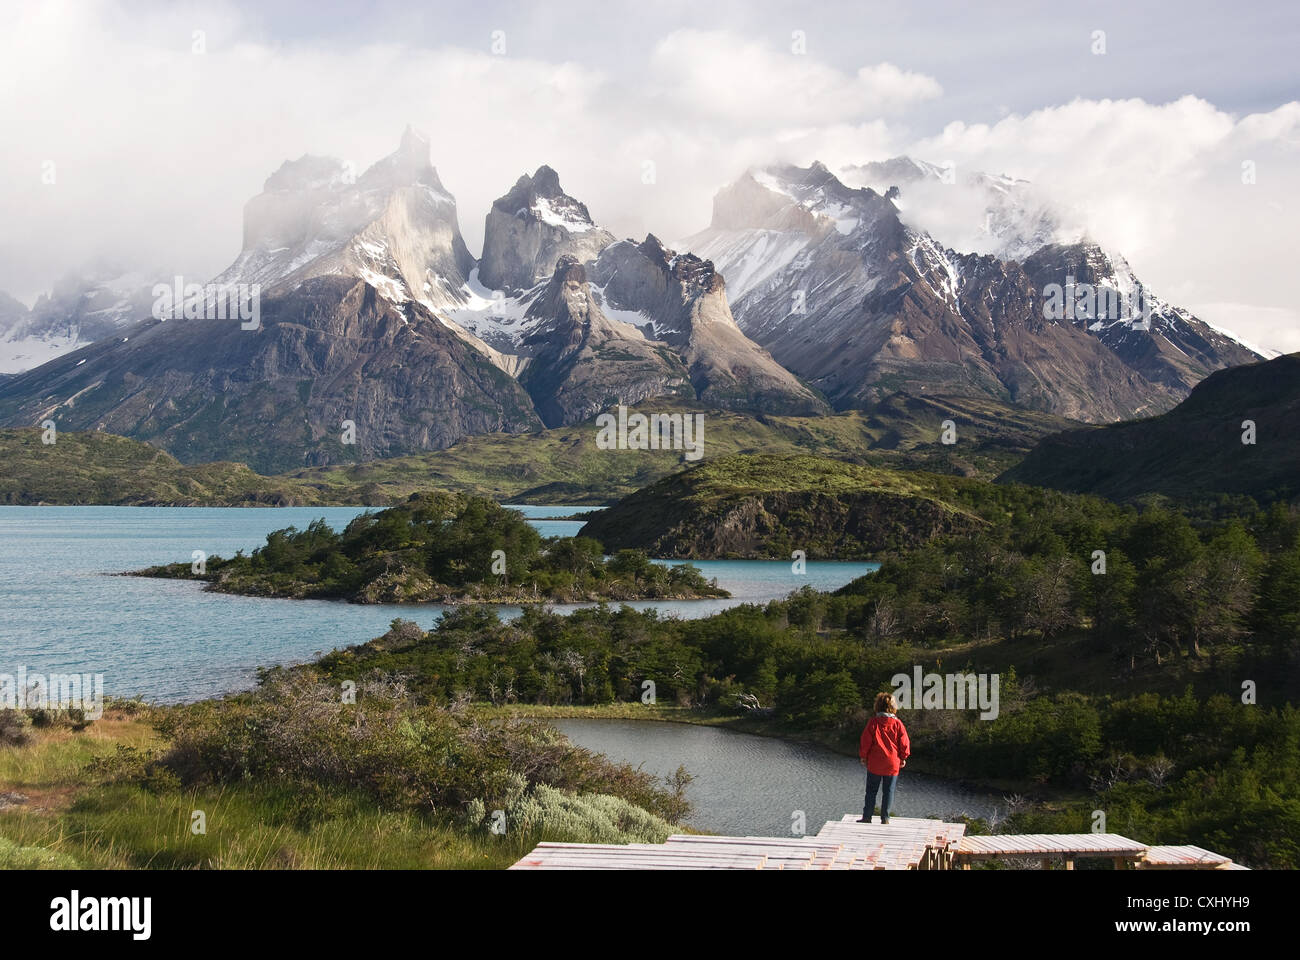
{"left": 863, "top": 771, "right": 897, "bottom": 822}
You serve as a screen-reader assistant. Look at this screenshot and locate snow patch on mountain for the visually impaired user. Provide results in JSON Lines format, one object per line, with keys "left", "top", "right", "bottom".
{"left": 445, "top": 268, "right": 546, "bottom": 351}
{"left": 530, "top": 196, "right": 595, "bottom": 233}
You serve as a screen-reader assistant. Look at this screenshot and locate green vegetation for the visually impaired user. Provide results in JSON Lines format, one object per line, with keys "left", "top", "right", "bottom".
{"left": 0, "top": 835, "right": 78, "bottom": 869}
{"left": 0, "top": 680, "right": 690, "bottom": 869}
{"left": 0, "top": 428, "right": 321, "bottom": 506}
{"left": 278, "top": 394, "right": 1072, "bottom": 503}
{"left": 0, "top": 392, "right": 1072, "bottom": 506}
{"left": 1003, "top": 352, "right": 1300, "bottom": 506}
{"left": 579, "top": 453, "right": 986, "bottom": 558}
{"left": 8, "top": 415, "right": 1297, "bottom": 868}
{"left": 131, "top": 491, "right": 727, "bottom": 603}
{"left": 307, "top": 480, "right": 1300, "bottom": 867}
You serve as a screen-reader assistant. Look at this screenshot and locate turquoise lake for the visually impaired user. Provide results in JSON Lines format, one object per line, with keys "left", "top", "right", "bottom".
{"left": 0, "top": 505, "right": 876, "bottom": 702}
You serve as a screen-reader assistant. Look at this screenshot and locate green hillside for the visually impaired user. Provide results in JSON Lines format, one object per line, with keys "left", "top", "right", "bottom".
{"left": 270, "top": 393, "right": 1072, "bottom": 505}
{"left": 0, "top": 428, "right": 322, "bottom": 505}
{"left": 577, "top": 454, "right": 987, "bottom": 559}
{"left": 1002, "top": 353, "right": 1299, "bottom": 505}
{"left": 0, "top": 392, "right": 1073, "bottom": 507}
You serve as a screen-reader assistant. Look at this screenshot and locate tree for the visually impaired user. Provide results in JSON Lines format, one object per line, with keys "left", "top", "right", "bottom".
{"left": 1126, "top": 511, "right": 1205, "bottom": 661}
{"left": 1011, "top": 555, "right": 1077, "bottom": 639}
{"left": 1253, "top": 547, "right": 1300, "bottom": 653}
{"left": 1191, "top": 523, "right": 1264, "bottom": 651}
{"left": 1087, "top": 548, "right": 1138, "bottom": 662}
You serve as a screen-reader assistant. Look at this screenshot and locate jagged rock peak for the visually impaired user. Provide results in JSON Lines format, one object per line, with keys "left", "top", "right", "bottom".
{"left": 494, "top": 165, "right": 596, "bottom": 230}
{"left": 705, "top": 161, "right": 888, "bottom": 234}
{"left": 258, "top": 129, "right": 446, "bottom": 197}
{"left": 479, "top": 167, "right": 615, "bottom": 293}
{"left": 369, "top": 126, "right": 447, "bottom": 191}
{"left": 398, "top": 125, "right": 429, "bottom": 160}
{"left": 550, "top": 254, "right": 587, "bottom": 285}
{"left": 631, "top": 234, "right": 721, "bottom": 293}
{"left": 524, "top": 254, "right": 592, "bottom": 322}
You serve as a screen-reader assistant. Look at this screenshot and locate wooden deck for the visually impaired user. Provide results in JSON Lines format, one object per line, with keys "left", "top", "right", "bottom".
{"left": 954, "top": 832, "right": 1148, "bottom": 870}
{"left": 510, "top": 815, "right": 1245, "bottom": 871}
{"left": 510, "top": 817, "right": 964, "bottom": 871}
{"left": 1137, "top": 845, "right": 1234, "bottom": 870}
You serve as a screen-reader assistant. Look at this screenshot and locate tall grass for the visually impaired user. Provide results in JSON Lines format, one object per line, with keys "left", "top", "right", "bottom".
{"left": 0, "top": 681, "right": 688, "bottom": 870}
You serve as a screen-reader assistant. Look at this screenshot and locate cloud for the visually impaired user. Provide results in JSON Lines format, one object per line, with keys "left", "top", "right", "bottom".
{"left": 648, "top": 29, "right": 941, "bottom": 129}
{"left": 894, "top": 96, "right": 1300, "bottom": 354}
{"left": 0, "top": 3, "right": 922, "bottom": 302}
{"left": 0, "top": 1, "right": 1295, "bottom": 354}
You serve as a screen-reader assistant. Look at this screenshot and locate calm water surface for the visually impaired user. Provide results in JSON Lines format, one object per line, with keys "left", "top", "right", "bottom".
{"left": 0, "top": 505, "right": 875, "bottom": 702}
{"left": 554, "top": 718, "right": 1000, "bottom": 834}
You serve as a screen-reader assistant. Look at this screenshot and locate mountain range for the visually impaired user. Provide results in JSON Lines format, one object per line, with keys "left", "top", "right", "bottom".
{"left": 0, "top": 130, "right": 1264, "bottom": 471}
{"left": 683, "top": 160, "right": 1261, "bottom": 421}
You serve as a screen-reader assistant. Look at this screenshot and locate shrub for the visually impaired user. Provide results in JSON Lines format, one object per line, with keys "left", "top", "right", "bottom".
{"left": 149, "top": 671, "right": 690, "bottom": 825}
{"left": 463, "top": 785, "right": 675, "bottom": 845}
{"left": 0, "top": 835, "right": 79, "bottom": 869}
{"left": 0, "top": 710, "right": 32, "bottom": 746}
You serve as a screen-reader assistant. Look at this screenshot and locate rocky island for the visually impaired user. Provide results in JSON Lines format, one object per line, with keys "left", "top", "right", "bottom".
{"left": 129, "top": 491, "right": 728, "bottom": 604}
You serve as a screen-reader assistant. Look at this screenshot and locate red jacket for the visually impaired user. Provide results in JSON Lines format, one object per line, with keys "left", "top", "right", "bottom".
{"left": 860, "top": 713, "right": 910, "bottom": 776}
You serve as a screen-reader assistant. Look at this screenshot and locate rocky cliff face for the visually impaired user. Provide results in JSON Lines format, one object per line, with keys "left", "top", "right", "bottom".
{"left": 590, "top": 235, "right": 827, "bottom": 415}
{"left": 0, "top": 276, "right": 541, "bottom": 473}
{"left": 452, "top": 171, "right": 828, "bottom": 424}
{"left": 477, "top": 165, "right": 615, "bottom": 294}
{"left": 2, "top": 140, "right": 829, "bottom": 461}
{"left": 683, "top": 161, "right": 1264, "bottom": 423}
{"left": 214, "top": 127, "right": 476, "bottom": 314}
{"left": 517, "top": 256, "right": 692, "bottom": 427}
{"left": 1, "top": 138, "right": 1270, "bottom": 468}
{"left": 1019, "top": 242, "right": 1261, "bottom": 395}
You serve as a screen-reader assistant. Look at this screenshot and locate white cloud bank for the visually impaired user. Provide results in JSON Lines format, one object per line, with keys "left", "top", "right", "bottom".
{"left": 0, "top": 1, "right": 1295, "bottom": 354}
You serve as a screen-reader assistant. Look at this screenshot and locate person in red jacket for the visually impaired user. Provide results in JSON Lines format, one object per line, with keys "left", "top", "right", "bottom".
{"left": 859, "top": 691, "right": 910, "bottom": 824}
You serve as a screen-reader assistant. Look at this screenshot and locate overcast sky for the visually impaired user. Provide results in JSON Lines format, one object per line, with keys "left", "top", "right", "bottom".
{"left": 2, "top": 0, "right": 1298, "bottom": 352}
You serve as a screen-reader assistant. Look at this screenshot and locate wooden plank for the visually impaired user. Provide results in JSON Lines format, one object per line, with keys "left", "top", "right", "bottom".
{"left": 1139, "top": 845, "right": 1232, "bottom": 869}
{"left": 513, "top": 853, "right": 768, "bottom": 869}
{"left": 513, "top": 823, "right": 1231, "bottom": 872}
{"left": 954, "top": 834, "right": 1147, "bottom": 859}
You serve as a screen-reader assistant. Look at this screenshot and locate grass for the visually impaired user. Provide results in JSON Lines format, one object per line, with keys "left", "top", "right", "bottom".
{"left": 0, "top": 392, "right": 1074, "bottom": 506}
{"left": 0, "top": 778, "right": 531, "bottom": 869}
{"left": 0, "top": 701, "right": 681, "bottom": 870}
{"left": 0, "top": 783, "right": 525, "bottom": 870}
{"left": 578, "top": 452, "right": 987, "bottom": 559}
{"left": 0, "top": 707, "right": 158, "bottom": 791}
{"left": 614, "top": 453, "right": 975, "bottom": 500}
{"left": 0, "top": 429, "right": 323, "bottom": 506}
{"left": 0, "top": 718, "right": 572, "bottom": 870}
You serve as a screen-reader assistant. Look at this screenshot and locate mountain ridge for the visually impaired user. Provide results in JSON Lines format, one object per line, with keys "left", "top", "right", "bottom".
{"left": 683, "top": 161, "right": 1261, "bottom": 423}
{"left": 0, "top": 136, "right": 1266, "bottom": 469}
{"left": 1000, "top": 351, "right": 1298, "bottom": 504}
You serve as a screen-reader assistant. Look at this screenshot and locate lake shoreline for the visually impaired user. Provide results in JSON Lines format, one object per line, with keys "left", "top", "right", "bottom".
{"left": 119, "top": 567, "right": 730, "bottom": 605}
{"left": 478, "top": 703, "right": 1074, "bottom": 807}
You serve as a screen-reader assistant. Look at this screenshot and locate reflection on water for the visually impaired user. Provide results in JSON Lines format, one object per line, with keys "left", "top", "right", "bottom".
{"left": 554, "top": 718, "right": 1000, "bottom": 836}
